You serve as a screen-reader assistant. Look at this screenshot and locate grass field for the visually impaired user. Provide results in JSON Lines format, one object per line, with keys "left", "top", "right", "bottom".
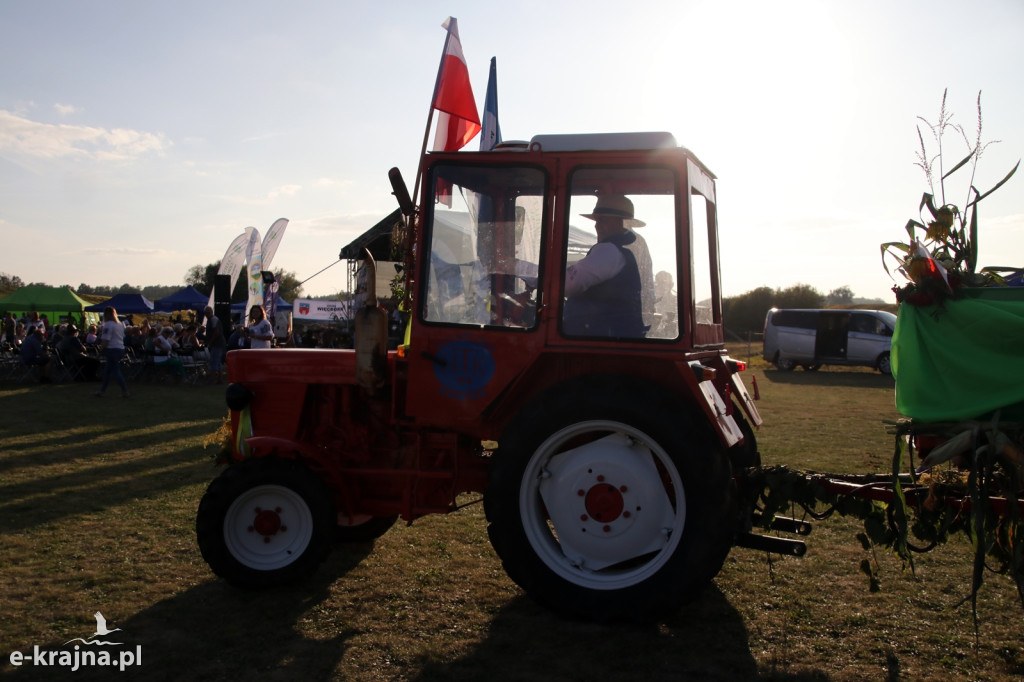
{"left": 1, "top": 365, "right": 1021, "bottom": 681}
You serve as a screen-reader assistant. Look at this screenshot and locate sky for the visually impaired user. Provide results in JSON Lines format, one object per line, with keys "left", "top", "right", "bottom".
{"left": 2, "top": 0, "right": 1022, "bottom": 301}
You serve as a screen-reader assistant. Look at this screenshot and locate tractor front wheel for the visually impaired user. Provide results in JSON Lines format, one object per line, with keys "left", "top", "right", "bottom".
{"left": 196, "top": 456, "right": 335, "bottom": 588}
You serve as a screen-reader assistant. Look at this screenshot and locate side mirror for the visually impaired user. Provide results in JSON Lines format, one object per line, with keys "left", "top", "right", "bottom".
{"left": 389, "top": 167, "right": 414, "bottom": 218}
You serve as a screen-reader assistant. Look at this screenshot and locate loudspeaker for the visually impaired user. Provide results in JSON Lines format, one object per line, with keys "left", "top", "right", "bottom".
{"left": 214, "top": 275, "right": 231, "bottom": 326}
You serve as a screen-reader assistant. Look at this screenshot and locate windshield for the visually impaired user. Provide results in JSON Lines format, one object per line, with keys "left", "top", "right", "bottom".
{"left": 423, "top": 164, "right": 546, "bottom": 329}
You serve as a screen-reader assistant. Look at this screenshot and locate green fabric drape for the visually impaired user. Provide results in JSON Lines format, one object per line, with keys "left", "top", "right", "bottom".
{"left": 892, "top": 287, "right": 1024, "bottom": 421}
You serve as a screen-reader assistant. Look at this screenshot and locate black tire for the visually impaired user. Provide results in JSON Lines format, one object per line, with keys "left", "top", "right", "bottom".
{"left": 334, "top": 514, "right": 399, "bottom": 543}
{"left": 196, "top": 456, "right": 336, "bottom": 588}
{"left": 484, "top": 377, "right": 735, "bottom": 622}
{"left": 776, "top": 357, "right": 796, "bottom": 371}
{"left": 877, "top": 352, "right": 892, "bottom": 376}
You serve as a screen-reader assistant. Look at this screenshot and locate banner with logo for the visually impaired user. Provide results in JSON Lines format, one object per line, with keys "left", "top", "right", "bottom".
{"left": 245, "top": 229, "right": 263, "bottom": 320}
{"left": 293, "top": 298, "right": 355, "bottom": 321}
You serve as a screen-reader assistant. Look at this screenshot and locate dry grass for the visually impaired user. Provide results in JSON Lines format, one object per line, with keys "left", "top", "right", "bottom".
{"left": 1, "top": 366, "right": 1021, "bottom": 681}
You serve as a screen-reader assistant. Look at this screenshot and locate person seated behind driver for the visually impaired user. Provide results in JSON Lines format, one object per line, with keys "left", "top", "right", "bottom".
{"left": 563, "top": 193, "right": 655, "bottom": 337}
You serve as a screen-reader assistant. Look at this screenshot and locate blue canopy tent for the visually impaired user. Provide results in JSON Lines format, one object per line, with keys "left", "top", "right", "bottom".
{"left": 154, "top": 285, "right": 209, "bottom": 313}
{"left": 84, "top": 293, "right": 155, "bottom": 315}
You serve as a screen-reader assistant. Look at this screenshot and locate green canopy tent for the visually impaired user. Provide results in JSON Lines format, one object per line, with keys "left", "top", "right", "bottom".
{"left": 0, "top": 285, "right": 99, "bottom": 328}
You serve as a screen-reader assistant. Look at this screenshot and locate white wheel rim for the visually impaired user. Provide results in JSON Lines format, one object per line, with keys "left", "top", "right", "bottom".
{"left": 223, "top": 484, "right": 314, "bottom": 571}
{"left": 519, "top": 420, "right": 685, "bottom": 590}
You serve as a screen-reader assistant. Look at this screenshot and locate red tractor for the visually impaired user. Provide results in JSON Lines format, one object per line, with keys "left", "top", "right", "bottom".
{"left": 196, "top": 132, "right": 773, "bottom": 621}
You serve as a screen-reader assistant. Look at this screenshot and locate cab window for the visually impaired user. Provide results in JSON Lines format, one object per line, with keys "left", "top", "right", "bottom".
{"left": 562, "top": 167, "right": 678, "bottom": 340}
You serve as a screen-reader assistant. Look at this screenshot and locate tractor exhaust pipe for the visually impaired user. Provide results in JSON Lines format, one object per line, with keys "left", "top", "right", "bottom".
{"left": 354, "top": 249, "right": 388, "bottom": 395}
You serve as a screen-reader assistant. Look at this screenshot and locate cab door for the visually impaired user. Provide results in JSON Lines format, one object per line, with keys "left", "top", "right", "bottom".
{"left": 403, "top": 160, "right": 550, "bottom": 430}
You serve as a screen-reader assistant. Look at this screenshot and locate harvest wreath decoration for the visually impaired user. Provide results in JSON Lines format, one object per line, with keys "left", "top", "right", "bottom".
{"left": 757, "top": 92, "right": 1022, "bottom": 629}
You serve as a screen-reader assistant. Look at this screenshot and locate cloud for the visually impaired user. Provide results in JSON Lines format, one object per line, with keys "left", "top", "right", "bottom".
{"left": 207, "top": 184, "right": 303, "bottom": 206}
{"left": 314, "top": 177, "right": 354, "bottom": 189}
{"left": 267, "top": 184, "right": 301, "bottom": 200}
{"left": 0, "top": 110, "right": 169, "bottom": 162}
{"left": 54, "top": 103, "right": 78, "bottom": 116}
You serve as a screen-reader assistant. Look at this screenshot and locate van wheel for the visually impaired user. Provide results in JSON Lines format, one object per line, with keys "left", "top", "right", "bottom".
{"left": 877, "top": 352, "right": 892, "bottom": 376}
{"left": 485, "top": 380, "right": 735, "bottom": 622}
{"left": 776, "top": 358, "right": 796, "bottom": 371}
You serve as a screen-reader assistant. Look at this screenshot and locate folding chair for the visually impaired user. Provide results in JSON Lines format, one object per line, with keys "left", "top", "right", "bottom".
{"left": 52, "top": 348, "right": 84, "bottom": 383}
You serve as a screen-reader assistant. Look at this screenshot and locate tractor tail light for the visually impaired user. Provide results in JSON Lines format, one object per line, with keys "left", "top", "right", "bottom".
{"left": 725, "top": 357, "right": 747, "bottom": 373}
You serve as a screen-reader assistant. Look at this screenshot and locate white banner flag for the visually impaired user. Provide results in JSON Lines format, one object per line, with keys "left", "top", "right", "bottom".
{"left": 207, "top": 227, "right": 255, "bottom": 309}
{"left": 261, "top": 218, "right": 288, "bottom": 270}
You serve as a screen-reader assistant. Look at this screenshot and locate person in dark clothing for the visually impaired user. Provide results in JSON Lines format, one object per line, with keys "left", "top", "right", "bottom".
{"left": 20, "top": 327, "right": 53, "bottom": 382}
{"left": 57, "top": 325, "right": 100, "bottom": 380}
{"left": 563, "top": 193, "right": 654, "bottom": 338}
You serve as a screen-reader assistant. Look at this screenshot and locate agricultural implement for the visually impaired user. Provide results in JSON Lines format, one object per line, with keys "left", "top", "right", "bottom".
{"left": 195, "top": 129, "right": 1023, "bottom": 621}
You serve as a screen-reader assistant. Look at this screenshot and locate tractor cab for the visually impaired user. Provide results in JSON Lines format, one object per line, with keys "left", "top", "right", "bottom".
{"left": 397, "top": 132, "right": 756, "bottom": 443}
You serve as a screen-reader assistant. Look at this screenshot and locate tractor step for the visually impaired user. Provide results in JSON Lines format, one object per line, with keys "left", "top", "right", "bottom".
{"left": 751, "top": 514, "right": 813, "bottom": 536}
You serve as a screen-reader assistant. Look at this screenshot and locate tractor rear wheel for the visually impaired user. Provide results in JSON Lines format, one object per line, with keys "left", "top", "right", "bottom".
{"left": 196, "top": 456, "right": 335, "bottom": 588}
{"left": 485, "top": 380, "right": 735, "bottom": 621}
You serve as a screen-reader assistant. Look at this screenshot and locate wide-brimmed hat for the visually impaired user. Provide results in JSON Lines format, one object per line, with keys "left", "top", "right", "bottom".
{"left": 581, "top": 194, "right": 645, "bottom": 228}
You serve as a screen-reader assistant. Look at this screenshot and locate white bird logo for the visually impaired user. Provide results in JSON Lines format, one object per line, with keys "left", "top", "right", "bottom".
{"left": 92, "top": 612, "right": 121, "bottom": 638}
{"left": 64, "top": 611, "right": 123, "bottom": 645}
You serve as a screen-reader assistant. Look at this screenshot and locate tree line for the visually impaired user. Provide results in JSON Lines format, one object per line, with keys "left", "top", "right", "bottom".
{"left": 0, "top": 263, "right": 310, "bottom": 302}
{"left": 722, "top": 284, "right": 871, "bottom": 336}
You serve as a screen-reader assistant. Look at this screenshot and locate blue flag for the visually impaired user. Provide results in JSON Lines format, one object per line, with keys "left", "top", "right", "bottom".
{"left": 480, "top": 57, "right": 501, "bottom": 151}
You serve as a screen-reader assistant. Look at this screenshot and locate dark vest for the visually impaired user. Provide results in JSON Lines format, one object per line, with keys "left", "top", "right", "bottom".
{"left": 563, "top": 231, "right": 646, "bottom": 338}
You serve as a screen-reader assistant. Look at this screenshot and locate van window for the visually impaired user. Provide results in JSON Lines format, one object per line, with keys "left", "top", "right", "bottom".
{"left": 771, "top": 310, "right": 817, "bottom": 330}
{"left": 850, "top": 313, "right": 893, "bottom": 336}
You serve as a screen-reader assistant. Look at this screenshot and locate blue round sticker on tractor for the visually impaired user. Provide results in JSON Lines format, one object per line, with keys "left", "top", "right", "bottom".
{"left": 433, "top": 341, "right": 495, "bottom": 399}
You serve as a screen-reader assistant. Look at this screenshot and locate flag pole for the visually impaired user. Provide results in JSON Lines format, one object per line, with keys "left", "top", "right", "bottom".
{"left": 412, "top": 17, "right": 456, "bottom": 212}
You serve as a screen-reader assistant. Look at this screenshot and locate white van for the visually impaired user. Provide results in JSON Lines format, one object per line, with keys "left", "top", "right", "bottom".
{"left": 762, "top": 308, "right": 897, "bottom": 375}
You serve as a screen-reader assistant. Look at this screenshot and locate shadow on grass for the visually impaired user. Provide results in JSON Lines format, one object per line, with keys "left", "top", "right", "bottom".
{"left": 0, "top": 438, "right": 214, "bottom": 534}
{"left": 760, "top": 368, "right": 894, "bottom": 389}
{"left": 5, "top": 544, "right": 375, "bottom": 682}
{"left": 409, "top": 586, "right": 830, "bottom": 682}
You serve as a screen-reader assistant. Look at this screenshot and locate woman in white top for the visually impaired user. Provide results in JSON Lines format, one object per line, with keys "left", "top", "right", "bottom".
{"left": 95, "top": 306, "right": 130, "bottom": 398}
{"left": 246, "top": 305, "right": 274, "bottom": 350}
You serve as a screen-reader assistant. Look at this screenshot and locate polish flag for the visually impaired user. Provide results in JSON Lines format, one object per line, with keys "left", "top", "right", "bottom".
{"left": 431, "top": 17, "right": 481, "bottom": 152}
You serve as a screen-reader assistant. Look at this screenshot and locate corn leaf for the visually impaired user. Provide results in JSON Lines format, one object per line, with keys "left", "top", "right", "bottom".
{"left": 919, "top": 193, "right": 938, "bottom": 219}
{"left": 880, "top": 242, "right": 911, "bottom": 277}
{"left": 969, "top": 160, "right": 1020, "bottom": 205}
{"left": 941, "top": 149, "right": 975, "bottom": 180}
{"left": 968, "top": 204, "right": 978, "bottom": 272}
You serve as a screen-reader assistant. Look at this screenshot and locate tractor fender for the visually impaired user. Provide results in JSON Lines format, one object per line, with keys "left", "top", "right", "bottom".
{"left": 239, "top": 436, "right": 316, "bottom": 461}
